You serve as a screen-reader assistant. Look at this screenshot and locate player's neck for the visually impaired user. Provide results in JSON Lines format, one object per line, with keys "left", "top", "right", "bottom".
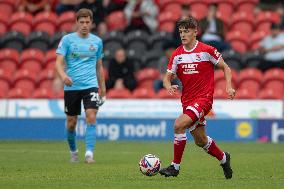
{"left": 184, "top": 39, "right": 197, "bottom": 51}
{"left": 77, "top": 31, "right": 89, "bottom": 38}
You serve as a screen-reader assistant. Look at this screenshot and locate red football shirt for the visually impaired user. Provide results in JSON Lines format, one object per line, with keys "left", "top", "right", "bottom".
{"left": 167, "top": 41, "right": 221, "bottom": 106}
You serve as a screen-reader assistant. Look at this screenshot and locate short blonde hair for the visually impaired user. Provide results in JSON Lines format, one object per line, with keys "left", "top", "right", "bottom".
{"left": 76, "top": 8, "right": 93, "bottom": 21}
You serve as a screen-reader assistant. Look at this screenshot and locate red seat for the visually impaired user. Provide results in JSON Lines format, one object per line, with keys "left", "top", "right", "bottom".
{"left": 156, "top": 88, "right": 181, "bottom": 99}
{"left": 33, "top": 88, "right": 53, "bottom": 98}
{"left": 0, "top": 68, "right": 13, "bottom": 84}
{"left": 226, "top": 30, "right": 249, "bottom": 53}
{"left": 214, "top": 87, "right": 227, "bottom": 99}
{"left": 263, "top": 68, "right": 284, "bottom": 85}
{"left": 156, "top": 0, "right": 177, "bottom": 10}
{"left": 190, "top": 2, "right": 208, "bottom": 20}
{"left": 0, "top": 48, "right": 19, "bottom": 68}
{"left": 264, "top": 80, "right": 284, "bottom": 94}
{"left": 235, "top": 87, "right": 257, "bottom": 99}
{"left": 34, "top": 12, "right": 57, "bottom": 28}
{"left": 230, "top": 12, "right": 254, "bottom": 33}
{"left": 0, "top": 89, "right": 7, "bottom": 98}
{"left": 39, "top": 80, "right": 53, "bottom": 89}
{"left": 35, "top": 22, "right": 56, "bottom": 36}
{"left": 259, "top": 88, "right": 283, "bottom": 99}
{"left": 21, "top": 49, "right": 45, "bottom": 72}
{"left": 238, "top": 68, "right": 263, "bottom": 85}
{"left": 163, "top": 3, "right": 182, "bottom": 14}
{"left": 214, "top": 69, "right": 238, "bottom": 87}
{"left": 13, "top": 69, "right": 37, "bottom": 86}
{"left": 137, "top": 80, "right": 153, "bottom": 90}
{"left": 10, "top": 22, "right": 31, "bottom": 36}
{"left": 136, "top": 68, "right": 160, "bottom": 83}
{"left": 0, "top": 80, "right": 10, "bottom": 94}
{"left": 10, "top": 12, "right": 33, "bottom": 32}
{"left": 107, "top": 88, "right": 132, "bottom": 98}
{"left": 106, "top": 11, "right": 127, "bottom": 31}
{"left": 158, "top": 11, "right": 180, "bottom": 24}
{"left": 0, "top": 0, "right": 15, "bottom": 16}
{"left": 238, "top": 80, "right": 261, "bottom": 93}
{"left": 230, "top": 41, "right": 248, "bottom": 54}
{"left": 250, "top": 30, "right": 269, "bottom": 46}
{"left": 7, "top": 87, "right": 30, "bottom": 98}
{"left": 132, "top": 88, "right": 155, "bottom": 98}
{"left": 256, "top": 11, "right": 280, "bottom": 26}
{"left": 38, "top": 69, "right": 56, "bottom": 84}
{"left": 58, "top": 11, "right": 76, "bottom": 32}
{"left": 0, "top": 23, "right": 7, "bottom": 36}
{"left": 45, "top": 49, "right": 56, "bottom": 67}
{"left": 34, "top": 12, "right": 57, "bottom": 35}
{"left": 0, "top": 60, "right": 17, "bottom": 73}
{"left": 158, "top": 21, "right": 175, "bottom": 32}
{"left": 235, "top": 0, "right": 258, "bottom": 14}
{"left": 217, "top": 1, "right": 234, "bottom": 18}
{"left": 14, "top": 79, "right": 36, "bottom": 92}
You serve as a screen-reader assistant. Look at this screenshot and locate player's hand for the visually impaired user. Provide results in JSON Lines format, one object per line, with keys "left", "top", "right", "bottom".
{"left": 226, "top": 87, "right": 236, "bottom": 100}
{"left": 167, "top": 85, "right": 179, "bottom": 95}
{"left": 97, "top": 96, "right": 106, "bottom": 107}
{"left": 63, "top": 76, "right": 73, "bottom": 86}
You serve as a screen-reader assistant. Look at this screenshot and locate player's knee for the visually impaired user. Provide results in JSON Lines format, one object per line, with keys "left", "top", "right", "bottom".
{"left": 174, "top": 120, "right": 187, "bottom": 134}
{"left": 86, "top": 114, "right": 97, "bottom": 124}
{"left": 67, "top": 117, "right": 77, "bottom": 130}
{"left": 194, "top": 136, "right": 208, "bottom": 147}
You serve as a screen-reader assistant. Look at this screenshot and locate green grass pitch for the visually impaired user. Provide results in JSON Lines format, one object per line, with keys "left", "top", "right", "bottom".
{"left": 0, "top": 141, "right": 284, "bottom": 189}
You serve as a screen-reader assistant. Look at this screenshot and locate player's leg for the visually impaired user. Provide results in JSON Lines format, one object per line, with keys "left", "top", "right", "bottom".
{"left": 66, "top": 115, "right": 79, "bottom": 162}
{"left": 64, "top": 90, "right": 82, "bottom": 162}
{"left": 190, "top": 125, "right": 233, "bottom": 179}
{"left": 84, "top": 109, "right": 98, "bottom": 163}
{"left": 82, "top": 87, "right": 99, "bottom": 164}
{"left": 159, "top": 113, "right": 194, "bottom": 177}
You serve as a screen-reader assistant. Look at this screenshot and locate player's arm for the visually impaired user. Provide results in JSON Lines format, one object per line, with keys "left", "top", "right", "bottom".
{"left": 55, "top": 54, "right": 73, "bottom": 86}
{"left": 216, "top": 57, "right": 235, "bottom": 100}
{"left": 96, "top": 59, "right": 106, "bottom": 98}
{"left": 163, "top": 71, "right": 178, "bottom": 95}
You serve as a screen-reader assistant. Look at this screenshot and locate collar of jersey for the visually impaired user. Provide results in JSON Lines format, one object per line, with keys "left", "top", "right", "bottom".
{"left": 183, "top": 40, "right": 199, "bottom": 53}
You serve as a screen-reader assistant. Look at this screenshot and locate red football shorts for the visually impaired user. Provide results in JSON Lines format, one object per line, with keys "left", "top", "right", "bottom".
{"left": 182, "top": 99, "right": 212, "bottom": 132}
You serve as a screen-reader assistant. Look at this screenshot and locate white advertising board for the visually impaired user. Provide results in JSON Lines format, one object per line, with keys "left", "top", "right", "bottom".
{"left": 0, "top": 99, "right": 283, "bottom": 119}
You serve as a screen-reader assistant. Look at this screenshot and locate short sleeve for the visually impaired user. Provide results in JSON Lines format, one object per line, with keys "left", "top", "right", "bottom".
{"left": 167, "top": 51, "right": 177, "bottom": 74}
{"left": 96, "top": 39, "right": 104, "bottom": 60}
{"left": 207, "top": 46, "right": 222, "bottom": 65}
{"left": 56, "top": 36, "right": 69, "bottom": 56}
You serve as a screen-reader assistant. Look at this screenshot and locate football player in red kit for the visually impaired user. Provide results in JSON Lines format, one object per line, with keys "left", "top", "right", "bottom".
{"left": 159, "top": 16, "right": 235, "bottom": 179}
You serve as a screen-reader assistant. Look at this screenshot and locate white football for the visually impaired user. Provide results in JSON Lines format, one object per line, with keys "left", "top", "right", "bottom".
{"left": 139, "top": 154, "right": 161, "bottom": 176}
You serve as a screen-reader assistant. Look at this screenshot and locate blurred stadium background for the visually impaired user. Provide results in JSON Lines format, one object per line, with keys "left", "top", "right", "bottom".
{"left": 0, "top": 0, "right": 284, "bottom": 188}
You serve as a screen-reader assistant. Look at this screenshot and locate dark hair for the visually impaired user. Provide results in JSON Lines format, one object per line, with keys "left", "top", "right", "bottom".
{"left": 177, "top": 16, "right": 198, "bottom": 29}
{"left": 76, "top": 8, "right": 93, "bottom": 21}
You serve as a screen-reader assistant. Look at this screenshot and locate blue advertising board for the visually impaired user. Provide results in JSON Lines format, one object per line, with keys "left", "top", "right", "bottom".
{"left": 0, "top": 118, "right": 259, "bottom": 141}
{"left": 257, "top": 120, "right": 284, "bottom": 143}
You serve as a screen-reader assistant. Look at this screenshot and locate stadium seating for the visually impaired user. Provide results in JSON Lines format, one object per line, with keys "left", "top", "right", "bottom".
{"left": 0, "top": 48, "right": 19, "bottom": 72}
{"left": 26, "top": 31, "right": 50, "bottom": 52}
{"left": 0, "top": 0, "right": 15, "bottom": 16}
{"left": 156, "top": 88, "right": 181, "bottom": 99}
{"left": 2, "top": 31, "right": 26, "bottom": 52}
{"left": 58, "top": 11, "right": 76, "bottom": 32}
{"left": 21, "top": 49, "right": 45, "bottom": 70}
{"left": 34, "top": 12, "right": 57, "bottom": 36}
{"left": 106, "top": 11, "right": 127, "bottom": 31}
{"left": 7, "top": 88, "right": 30, "bottom": 98}
{"left": 0, "top": 0, "right": 282, "bottom": 100}
{"left": 33, "top": 88, "right": 54, "bottom": 98}
{"left": 132, "top": 88, "right": 156, "bottom": 98}
{"left": 107, "top": 88, "right": 132, "bottom": 98}
{"left": 259, "top": 88, "right": 283, "bottom": 99}
{"left": 125, "top": 30, "right": 149, "bottom": 54}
